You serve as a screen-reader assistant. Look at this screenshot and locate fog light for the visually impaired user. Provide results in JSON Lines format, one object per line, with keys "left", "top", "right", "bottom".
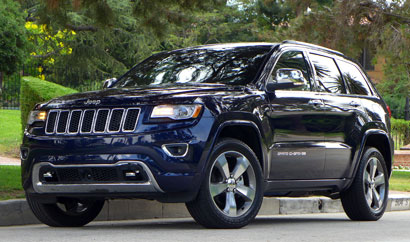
{"left": 125, "top": 171, "right": 139, "bottom": 177}
{"left": 41, "top": 170, "right": 57, "bottom": 182}
{"left": 123, "top": 169, "right": 143, "bottom": 181}
{"left": 162, "top": 143, "right": 189, "bottom": 157}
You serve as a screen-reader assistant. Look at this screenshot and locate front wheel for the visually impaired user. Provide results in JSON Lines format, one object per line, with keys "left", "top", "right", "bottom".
{"left": 26, "top": 194, "right": 104, "bottom": 227}
{"left": 341, "top": 147, "right": 389, "bottom": 221}
{"left": 186, "top": 138, "right": 263, "bottom": 228}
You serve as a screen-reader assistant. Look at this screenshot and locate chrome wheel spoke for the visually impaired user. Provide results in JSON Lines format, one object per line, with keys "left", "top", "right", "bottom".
{"left": 215, "top": 154, "right": 230, "bottom": 180}
{"left": 369, "top": 158, "right": 377, "bottom": 180}
{"left": 374, "top": 173, "right": 385, "bottom": 187}
{"left": 210, "top": 182, "right": 228, "bottom": 198}
{"left": 364, "top": 171, "right": 371, "bottom": 185}
{"left": 232, "top": 156, "right": 250, "bottom": 180}
{"left": 236, "top": 185, "right": 255, "bottom": 202}
{"left": 372, "top": 188, "right": 381, "bottom": 209}
{"left": 365, "top": 188, "right": 373, "bottom": 207}
{"left": 224, "top": 191, "right": 237, "bottom": 216}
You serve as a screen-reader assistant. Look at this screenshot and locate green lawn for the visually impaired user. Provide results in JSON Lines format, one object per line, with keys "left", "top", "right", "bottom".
{"left": 0, "top": 166, "right": 24, "bottom": 200}
{"left": 0, "top": 109, "right": 21, "bottom": 158}
{"left": 0, "top": 164, "right": 409, "bottom": 201}
{"left": 390, "top": 170, "right": 410, "bottom": 192}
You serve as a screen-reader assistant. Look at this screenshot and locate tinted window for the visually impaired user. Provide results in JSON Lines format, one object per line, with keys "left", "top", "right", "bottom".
{"left": 114, "top": 46, "right": 272, "bottom": 87}
{"left": 271, "top": 51, "right": 311, "bottom": 91}
{"left": 310, "top": 54, "right": 345, "bottom": 94}
{"left": 337, "top": 60, "right": 371, "bottom": 95}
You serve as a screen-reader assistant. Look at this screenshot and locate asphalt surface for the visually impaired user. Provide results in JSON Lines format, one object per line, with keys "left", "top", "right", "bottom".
{"left": 1, "top": 211, "right": 409, "bottom": 242}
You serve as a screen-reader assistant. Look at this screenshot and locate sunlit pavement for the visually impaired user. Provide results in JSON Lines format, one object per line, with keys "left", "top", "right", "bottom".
{"left": 1, "top": 211, "right": 410, "bottom": 242}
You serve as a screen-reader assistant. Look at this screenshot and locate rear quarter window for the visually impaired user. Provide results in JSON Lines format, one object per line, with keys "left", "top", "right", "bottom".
{"left": 336, "top": 60, "right": 372, "bottom": 96}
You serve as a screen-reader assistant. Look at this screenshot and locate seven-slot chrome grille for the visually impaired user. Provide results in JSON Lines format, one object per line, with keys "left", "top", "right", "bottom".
{"left": 45, "top": 108, "right": 140, "bottom": 135}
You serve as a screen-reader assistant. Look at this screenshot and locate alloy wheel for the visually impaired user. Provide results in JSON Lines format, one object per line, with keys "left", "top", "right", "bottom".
{"left": 363, "top": 157, "right": 386, "bottom": 213}
{"left": 209, "top": 151, "right": 257, "bottom": 217}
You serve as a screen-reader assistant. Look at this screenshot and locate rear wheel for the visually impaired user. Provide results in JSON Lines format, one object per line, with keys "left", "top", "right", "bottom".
{"left": 186, "top": 138, "right": 263, "bottom": 228}
{"left": 341, "top": 147, "right": 389, "bottom": 221}
{"left": 26, "top": 194, "right": 104, "bottom": 227}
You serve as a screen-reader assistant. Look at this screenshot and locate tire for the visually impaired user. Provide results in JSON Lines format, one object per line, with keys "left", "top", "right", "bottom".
{"left": 186, "top": 138, "right": 263, "bottom": 229}
{"left": 26, "top": 194, "right": 104, "bottom": 227}
{"left": 341, "top": 147, "right": 389, "bottom": 221}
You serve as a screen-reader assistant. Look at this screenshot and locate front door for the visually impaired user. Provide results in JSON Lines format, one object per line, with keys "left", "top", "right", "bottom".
{"left": 266, "top": 50, "right": 326, "bottom": 180}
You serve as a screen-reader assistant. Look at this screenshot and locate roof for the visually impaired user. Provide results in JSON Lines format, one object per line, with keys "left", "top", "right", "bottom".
{"left": 281, "top": 40, "right": 344, "bottom": 56}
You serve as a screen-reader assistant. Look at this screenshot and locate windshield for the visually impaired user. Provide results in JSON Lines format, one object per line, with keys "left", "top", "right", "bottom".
{"left": 114, "top": 45, "right": 273, "bottom": 88}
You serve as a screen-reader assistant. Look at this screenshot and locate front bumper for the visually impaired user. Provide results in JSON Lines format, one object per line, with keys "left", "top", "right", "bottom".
{"left": 32, "top": 161, "right": 163, "bottom": 194}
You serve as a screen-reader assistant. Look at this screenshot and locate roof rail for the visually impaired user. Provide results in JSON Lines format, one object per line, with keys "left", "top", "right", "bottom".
{"left": 281, "top": 40, "right": 344, "bottom": 56}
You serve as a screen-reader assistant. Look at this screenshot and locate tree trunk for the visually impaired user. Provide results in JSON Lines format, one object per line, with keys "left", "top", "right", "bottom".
{"left": 0, "top": 71, "right": 3, "bottom": 93}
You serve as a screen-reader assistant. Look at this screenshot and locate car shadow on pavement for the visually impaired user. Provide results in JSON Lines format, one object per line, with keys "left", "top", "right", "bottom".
{"left": 45, "top": 216, "right": 350, "bottom": 230}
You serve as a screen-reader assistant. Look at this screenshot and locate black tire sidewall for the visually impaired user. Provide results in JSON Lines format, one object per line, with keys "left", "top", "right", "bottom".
{"left": 26, "top": 194, "right": 104, "bottom": 227}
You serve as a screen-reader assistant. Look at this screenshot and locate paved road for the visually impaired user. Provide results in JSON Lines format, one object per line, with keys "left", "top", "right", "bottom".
{"left": 1, "top": 211, "right": 409, "bottom": 242}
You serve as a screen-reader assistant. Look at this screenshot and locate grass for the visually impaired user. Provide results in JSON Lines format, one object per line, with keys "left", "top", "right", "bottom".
{"left": 0, "top": 164, "right": 409, "bottom": 201}
{"left": 0, "top": 109, "right": 22, "bottom": 158}
{"left": 390, "top": 170, "right": 410, "bottom": 192}
{"left": 0, "top": 166, "right": 24, "bottom": 200}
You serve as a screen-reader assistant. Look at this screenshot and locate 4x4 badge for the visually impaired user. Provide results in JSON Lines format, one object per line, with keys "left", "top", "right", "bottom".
{"left": 84, "top": 99, "right": 101, "bottom": 105}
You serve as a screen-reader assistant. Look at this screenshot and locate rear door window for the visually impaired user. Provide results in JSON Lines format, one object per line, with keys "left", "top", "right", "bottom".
{"left": 336, "top": 60, "right": 372, "bottom": 96}
{"left": 309, "top": 54, "right": 345, "bottom": 94}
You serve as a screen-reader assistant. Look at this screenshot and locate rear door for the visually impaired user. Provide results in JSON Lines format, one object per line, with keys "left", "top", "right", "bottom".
{"left": 308, "top": 53, "right": 367, "bottom": 179}
{"left": 266, "top": 49, "right": 326, "bottom": 180}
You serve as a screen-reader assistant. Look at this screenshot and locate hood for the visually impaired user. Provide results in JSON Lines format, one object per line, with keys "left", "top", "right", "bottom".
{"left": 42, "top": 84, "right": 245, "bottom": 109}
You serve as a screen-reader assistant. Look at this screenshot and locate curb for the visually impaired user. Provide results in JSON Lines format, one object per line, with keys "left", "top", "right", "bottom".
{"left": 1, "top": 194, "right": 410, "bottom": 227}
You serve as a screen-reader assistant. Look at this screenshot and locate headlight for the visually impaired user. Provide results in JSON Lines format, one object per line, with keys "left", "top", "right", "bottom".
{"left": 150, "top": 105, "right": 202, "bottom": 120}
{"left": 27, "top": 111, "right": 47, "bottom": 125}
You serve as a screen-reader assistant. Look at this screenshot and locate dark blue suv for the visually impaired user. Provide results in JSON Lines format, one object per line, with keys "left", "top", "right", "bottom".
{"left": 22, "top": 41, "right": 394, "bottom": 228}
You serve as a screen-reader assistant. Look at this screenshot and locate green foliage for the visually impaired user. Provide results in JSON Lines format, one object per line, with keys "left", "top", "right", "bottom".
{"left": 384, "top": 95, "right": 407, "bottom": 119}
{"left": 376, "top": 22, "right": 410, "bottom": 98}
{"left": 391, "top": 118, "right": 410, "bottom": 149}
{"left": 20, "top": 76, "right": 77, "bottom": 132}
{"left": 0, "top": 166, "right": 24, "bottom": 200}
{"left": 0, "top": 110, "right": 22, "bottom": 158}
{"left": 0, "top": 0, "right": 29, "bottom": 74}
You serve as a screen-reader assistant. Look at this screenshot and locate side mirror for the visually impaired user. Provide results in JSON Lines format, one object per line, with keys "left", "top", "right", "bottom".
{"left": 103, "top": 78, "right": 117, "bottom": 89}
{"left": 266, "top": 68, "right": 305, "bottom": 93}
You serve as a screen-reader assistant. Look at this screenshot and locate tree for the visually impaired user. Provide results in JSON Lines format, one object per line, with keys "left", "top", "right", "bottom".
{"left": 0, "top": 0, "right": 29, "bottom": 86}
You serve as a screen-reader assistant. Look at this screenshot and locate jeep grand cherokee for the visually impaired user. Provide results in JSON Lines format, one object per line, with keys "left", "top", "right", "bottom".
{"left": 22, "top": 40, "right": 394, "bottom": 228}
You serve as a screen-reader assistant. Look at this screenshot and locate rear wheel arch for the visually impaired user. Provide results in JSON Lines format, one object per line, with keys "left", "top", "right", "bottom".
{"left": 352, "top": 130, "right": 393, "bottom": 181}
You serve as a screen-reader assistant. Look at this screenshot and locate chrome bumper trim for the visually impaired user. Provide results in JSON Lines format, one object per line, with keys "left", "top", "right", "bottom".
{"left": 32, "top": 161, "right": 164, "bottom": 194}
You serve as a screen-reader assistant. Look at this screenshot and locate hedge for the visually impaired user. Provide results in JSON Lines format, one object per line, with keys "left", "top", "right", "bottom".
{"left": 20, "top": 76, "right": 77, "bottom": 133}
{"left": 391, "top": 118, "right": 410, "bottom": 149}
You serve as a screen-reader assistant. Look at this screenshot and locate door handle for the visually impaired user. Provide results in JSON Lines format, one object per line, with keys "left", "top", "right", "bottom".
{"left": 308, "top": 99, "right": 324, "bottom": 106}
{"left": 349, "top": 101, "right": 360, "bottom": 107}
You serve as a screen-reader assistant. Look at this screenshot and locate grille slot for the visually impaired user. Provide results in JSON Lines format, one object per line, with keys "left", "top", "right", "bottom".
{"left": 81, "top": 110, "right": 95, "bottom": 133}
{"left": 123, "top": 108, "right": 140, "bottom": 132}
{"left": 56, "top": 111, "right": 69, "bottom": 133}
{"left": 45, "top": 108, "right": 139, "bottom": 135}
{"left": 108, "top": 109, "right": 124, "bottom": 132}
{"left": 68, "top": 110, "right": 82, "bottom": 133}
{"left": 94, "top": 109, "right": 109, "bottom": 132}
{"left": 45, "top": 111, "right": 58, "bottom": 133}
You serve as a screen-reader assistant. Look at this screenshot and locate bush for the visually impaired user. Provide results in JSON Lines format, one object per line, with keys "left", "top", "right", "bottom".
{"left": 383, "top": 95, "right": 407, "bottom": 119}
{"left": 391, "top": 118, "right": 410, "bottom": 149}
{"left": 20, "top": 76, "right": 77, "bottom": 132}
